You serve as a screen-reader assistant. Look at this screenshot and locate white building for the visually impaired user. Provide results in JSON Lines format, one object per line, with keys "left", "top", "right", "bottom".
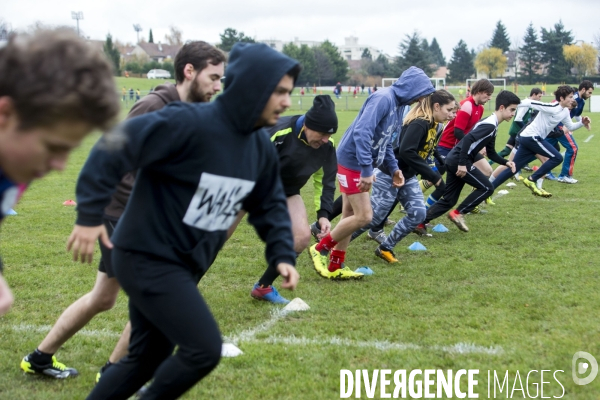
{"left": 337, "top": 36, "right": 383, "bottom": 61}
{"left": 260, "top": 37, "right": 322, "bottom": 52}
{"left": 258, "top": 36, "right": 383, "bottom": 61}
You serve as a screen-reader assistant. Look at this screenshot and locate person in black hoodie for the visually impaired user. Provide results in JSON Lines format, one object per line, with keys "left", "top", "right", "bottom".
{"left": 20, "top": 41, "right": 227, "bottom": 382}
{"left": 246, "top": 95, "right": 338, "bottom": 304}
{"left": 67, "top": 43, "right": 300, "bottom": 399}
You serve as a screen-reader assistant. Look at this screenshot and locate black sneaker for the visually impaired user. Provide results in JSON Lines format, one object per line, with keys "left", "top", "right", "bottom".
{"left": 21, "top": 354, "right": 78, "bottom": 379}
{"left": 309, "top": 222, "right": 320, "bottom": 241}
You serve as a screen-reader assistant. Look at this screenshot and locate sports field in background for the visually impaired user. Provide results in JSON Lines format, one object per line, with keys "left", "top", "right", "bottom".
{"left": 0, "top": 99, "right": 599, "bottom": 398}
{"left": 114, "top": 76, "right": 590, "bottom": 113}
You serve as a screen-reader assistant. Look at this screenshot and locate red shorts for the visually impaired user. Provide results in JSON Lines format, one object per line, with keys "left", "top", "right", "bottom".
{"left": 337, "top": 164, "right": 362, "bottom": 195}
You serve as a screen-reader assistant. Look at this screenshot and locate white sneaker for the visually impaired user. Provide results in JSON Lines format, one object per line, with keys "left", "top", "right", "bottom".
{"left": 558, "top": 176, "right": 578, "bottom": 184}
{"left": 367, "top": 229, "right": 387, "bottom": 245}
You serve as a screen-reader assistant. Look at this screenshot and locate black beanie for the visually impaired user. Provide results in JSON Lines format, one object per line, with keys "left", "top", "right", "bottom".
{"left": 304, "top": 95, "right": 338, "bottom": 134}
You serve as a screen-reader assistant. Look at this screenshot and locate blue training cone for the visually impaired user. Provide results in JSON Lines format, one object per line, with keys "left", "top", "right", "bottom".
{"left": 7, "top": 209, "right": 17, "bottom": 216}
{"left": 432, "top": 224, "right": 448, "bottom": 233}
{"left": 408, "top": 242, "right": 427, "bottom": 251}
{"left": 355, "top": 266, "right": 374, "bottom": 275}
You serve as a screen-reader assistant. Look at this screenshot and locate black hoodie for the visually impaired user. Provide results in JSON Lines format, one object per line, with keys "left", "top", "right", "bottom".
{"left": 76, "top": 43, "right": 298, "bottom": 275}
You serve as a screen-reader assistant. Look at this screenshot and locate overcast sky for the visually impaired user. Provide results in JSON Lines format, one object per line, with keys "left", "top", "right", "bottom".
{"left": 3, "top": 0, "right": 599, "bottom": 59}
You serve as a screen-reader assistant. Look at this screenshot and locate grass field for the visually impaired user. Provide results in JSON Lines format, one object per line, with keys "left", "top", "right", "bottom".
{"left": 1, "top": 103, "right": 599, "bottom": 398}
{"left": 114, "top": 76, "right": 586, "bottom": 113}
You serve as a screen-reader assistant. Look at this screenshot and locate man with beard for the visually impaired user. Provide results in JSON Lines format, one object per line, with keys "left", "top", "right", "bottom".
{"left": 21, "top": 41, "right": 226, "bottom": 380}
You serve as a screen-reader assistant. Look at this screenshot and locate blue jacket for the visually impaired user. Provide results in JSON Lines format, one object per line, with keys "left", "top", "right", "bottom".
{"left": 76, "top": 43, "right": 299, "bottom": 276}
{"left": 571, "top": 92, "right": 585, "bottom": 119}
{"left": 337, "top": 67, "right": 435, "bottom": 177}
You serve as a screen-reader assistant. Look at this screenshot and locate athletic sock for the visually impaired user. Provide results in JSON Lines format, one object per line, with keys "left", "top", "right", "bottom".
{"left": 489, "top": 175, "right": 496, "bottom": 183}
{"left": 328, "top": 249, "right": 345, "bottom": 272}
{"left": 498, "top": 146, "right": 511, "bottom": 158}
{"left": 258, "top": 267, "right": 280, "bottom": 287}
{"left": 419, "top": 179, "right": 433, "bottom": 193}
{"left": 315, "top": 233, "right": 337, "bottom": 253}
{"left": 536, "top": 178, "right": 544, "bottom": 190}
{"left": 30, "top": 349, "right": 53, "bottom": 365}
{"left": 425, "top": 194, "right": 438, "bottom": 209}
{"left": 450, "top": 209, "right": 461, "bottom": 217}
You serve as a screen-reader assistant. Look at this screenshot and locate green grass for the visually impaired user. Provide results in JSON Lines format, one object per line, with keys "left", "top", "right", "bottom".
{"left": 1, "top": 106, "right": 599, "bottom": 399}
{"left": 116, "top": 79, "right": 585, "bottom": 114}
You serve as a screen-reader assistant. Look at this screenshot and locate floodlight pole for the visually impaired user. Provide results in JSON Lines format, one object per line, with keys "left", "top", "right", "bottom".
{"left": 71, "top": 11, "right": 83, "bottom": 36}
{"left": 133, "top": 24, "right": 142, "bottom": 44}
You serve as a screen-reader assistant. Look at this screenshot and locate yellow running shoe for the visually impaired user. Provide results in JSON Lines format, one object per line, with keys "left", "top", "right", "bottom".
{"left": 522, "top": 177, "right": 544, "bottom": 196}
{"left": 328, "top": 266, "right": 364, "bottom": 280}
{"left": 21, "top": 354, "right": 78, "bottom": 379}
{"left": 374, "top": 246, "right": 399, "bottom": 263}
{"left": 485, "top": 197, "right": 496, "bottom": 206}
{"left": 538, "top": 188, "right": 552, "bottom": 198}
{"left": 309, "top": 244, "right": 330, "bottom": 279}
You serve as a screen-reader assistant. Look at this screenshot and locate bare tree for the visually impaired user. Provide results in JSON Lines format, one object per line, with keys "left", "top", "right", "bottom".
{"left": 594, "top": 30, "right": 600, "bottom": 73}
{"left": 164, "top": 26, "right": 183, "bottom": 46}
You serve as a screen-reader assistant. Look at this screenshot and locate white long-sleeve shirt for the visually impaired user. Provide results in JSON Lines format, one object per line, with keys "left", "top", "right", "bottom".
{"left": 518, "top": 99, "right": 583, "bottom": 139}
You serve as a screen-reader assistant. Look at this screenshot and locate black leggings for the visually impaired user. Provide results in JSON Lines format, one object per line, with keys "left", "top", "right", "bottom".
{"left": 88, "top": 248, "right": 222, "bottom": 400}
{"left": 426, "top": 163, "right": 493, "bottom": 222}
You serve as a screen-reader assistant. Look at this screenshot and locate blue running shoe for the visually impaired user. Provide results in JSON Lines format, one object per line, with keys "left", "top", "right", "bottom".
{"left": 251, "top": 284, "right": 290, "bottom": 304}
{"left": 546, "top": 172, "right": 558, "bottom": 181}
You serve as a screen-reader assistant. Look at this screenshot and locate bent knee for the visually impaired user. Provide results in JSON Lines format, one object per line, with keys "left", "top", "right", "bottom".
{"left": 412, "top": 207, "right": 427, "bottom": 223}
{"left": 293, "top": 228, "right": 311, "bottom": 253}
{"left": 357, "top": 211, "right": 373, "bottom": 227}
{"left": 181, "top": 339, "right": 222, "bottom": 371}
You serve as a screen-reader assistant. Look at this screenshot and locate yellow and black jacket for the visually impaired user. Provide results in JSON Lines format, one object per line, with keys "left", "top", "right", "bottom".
{"left": 268, "top": 115, "right": 337, "bottom": 220}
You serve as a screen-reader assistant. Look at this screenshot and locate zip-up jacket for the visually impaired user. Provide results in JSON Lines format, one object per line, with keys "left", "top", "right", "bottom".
{"left": 75, "top": 43, "right": 298, "bottom": 276}
{"left": 104, "top": 83, "right": 180, "bottom": 220}
{"left": 438, "top": 96, "right": 484, "bottom": 149}
{"left": 337, "top": 67, "right": 434, "bottom": 177}
{"left": 518, "top": 99, "right": 583, "bottom": 139}
{"left": 268, "top": 115, "right": 336, "bottom": 220}
{"left": 446, "top": 114, "right": 508, "bottom": 167}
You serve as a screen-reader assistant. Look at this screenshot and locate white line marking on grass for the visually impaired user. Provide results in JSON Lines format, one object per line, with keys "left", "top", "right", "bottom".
{"left": 10, "top": 323, "right": 120, "bottom": 338}
{"left": 584, "top": 135, "right": 594, "bottom": 143}
{"left": 246, "top": 335, "right": 504, "bottom": 355}
{"left": 8, "top": 323, "right": 504, "bottom": 355}
{"left": 225, "top": 308, "right": 289, "bottom": 345}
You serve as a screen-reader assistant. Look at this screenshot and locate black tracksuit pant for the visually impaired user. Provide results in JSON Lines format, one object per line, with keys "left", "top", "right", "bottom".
{"left": 426, "top": 163, "right": 494, "bottom": 222}
{"left": 88, "top": 248, "right": 222, "bottom": 400}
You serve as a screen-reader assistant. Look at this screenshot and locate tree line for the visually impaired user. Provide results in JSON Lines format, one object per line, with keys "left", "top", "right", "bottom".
{"left": 98, "top": 22, "right": 599, "bottom": 84}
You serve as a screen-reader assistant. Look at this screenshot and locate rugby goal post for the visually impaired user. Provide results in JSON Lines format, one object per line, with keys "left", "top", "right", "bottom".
{"left": 466, "top": 78, "right": 506, "bottom": 91}
{"left": 381, "top": 77, "right": 446, "bottom": 89}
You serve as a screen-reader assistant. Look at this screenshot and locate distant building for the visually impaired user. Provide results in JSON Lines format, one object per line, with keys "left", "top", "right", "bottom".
{"left": 258, "top": 36, "right": 383, "bottom": 62}
{"left": 337, "top": 36, "right": 383, "bottom": 61}
{"left": 260, "top": 37, "right": 322, "bottom": 52}
{"left": 131, "top": 42, "right": 182, "bottom": 63}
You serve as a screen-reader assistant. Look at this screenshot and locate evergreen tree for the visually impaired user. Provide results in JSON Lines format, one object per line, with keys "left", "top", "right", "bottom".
{"left": 148, "top": 29, "right": 154, "bottom": 43}
{"left": 447, "top": 39, "right": 475, "bottom": 82}
{"left": 396, "top": 32, "right": 434, "bottom": 76}
{"left": 540, "top": 20, "right": 574, "bottom": 83}
{"left": 103, "top": 33, "right": 121, "bottom": 76}
{"left": 490, "top": 21, "right": 511, "bottom": 52}
{"left": 361, "top": 48, "right": 372, "bottom": 60}
{"left": 217, "top": 28, "right": 255, "bottom": 52}
{"left": 429, "top": 38, "right": 446, "bottom": 66}
{"left": 318, "top": 40, "right": 348, "bottom": 84}
{"left": 519, "top": 23, "right": 541, "bottom": 84}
